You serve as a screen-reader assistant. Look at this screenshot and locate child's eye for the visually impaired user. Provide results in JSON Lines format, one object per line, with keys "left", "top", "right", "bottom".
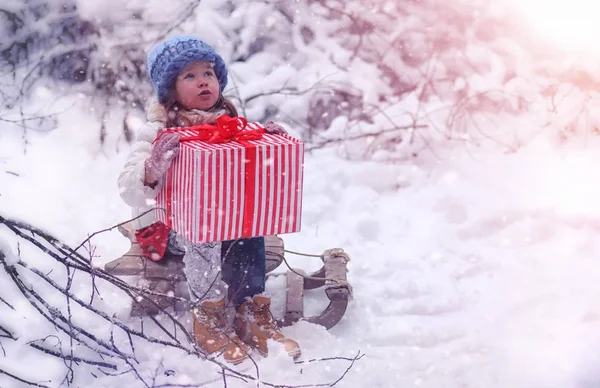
{"left": 184, "top": 73, "right": 195, "bottom": 79}
{"left": 204, "top": 71, "right": 214, "bottom": 77}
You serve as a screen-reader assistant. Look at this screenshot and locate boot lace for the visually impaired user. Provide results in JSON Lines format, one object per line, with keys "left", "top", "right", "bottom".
{"left": 197, "top": 307, "right": 230, "bottom": 335}
{"left": 254, "top": 304, "right": 281, "bottom": 335}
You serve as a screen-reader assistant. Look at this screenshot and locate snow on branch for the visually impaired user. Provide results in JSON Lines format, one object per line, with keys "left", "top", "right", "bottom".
{"left": 0, "top": 215, "right": 362, "bottom": 387}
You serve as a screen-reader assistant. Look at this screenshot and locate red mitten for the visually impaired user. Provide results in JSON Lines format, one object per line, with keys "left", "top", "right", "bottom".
{"left": 135, "top": 222, "right": 170, "bottom": 261}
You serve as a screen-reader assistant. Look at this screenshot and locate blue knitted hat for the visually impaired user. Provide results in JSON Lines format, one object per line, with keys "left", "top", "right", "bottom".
{"left": 147, "top": 35, "right": 228, "bottom": 104}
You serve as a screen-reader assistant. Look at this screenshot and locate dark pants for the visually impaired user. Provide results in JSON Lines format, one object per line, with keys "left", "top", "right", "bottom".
{"left": 221, "top": 237, "right": 266, "bottom": 307}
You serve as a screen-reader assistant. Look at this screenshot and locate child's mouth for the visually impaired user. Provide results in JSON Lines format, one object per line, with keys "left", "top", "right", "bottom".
{"left": 198, "top": 90, "right": 211, "bottom": 96}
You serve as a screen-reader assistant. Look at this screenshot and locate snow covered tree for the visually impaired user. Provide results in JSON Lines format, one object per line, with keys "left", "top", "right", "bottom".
{"left": 5, "top": 0, "right": 598, "bottom": 156}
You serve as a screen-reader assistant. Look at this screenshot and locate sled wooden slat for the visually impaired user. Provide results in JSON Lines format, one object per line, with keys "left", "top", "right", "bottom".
{"left": 173, "top": 280, "right": 191, "bottom": 312}
{"left": 105, "top": 224, "right": 284, "bottom": 278}
{"left": 131, "top": 277, "right": 176, "bottom": 316}
{"left": 104, "top": 251, "right": 186, "bottom": 279}
{"left": 105, "top": 225, "right": 284, "bottom": 277}
{"left": 281, "top": 270, "right": 305, "bottom": 326}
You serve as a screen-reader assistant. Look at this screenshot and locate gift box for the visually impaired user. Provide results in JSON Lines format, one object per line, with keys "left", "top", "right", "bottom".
{"left": 155, "top": 116, "right": 304, "bottom": 243}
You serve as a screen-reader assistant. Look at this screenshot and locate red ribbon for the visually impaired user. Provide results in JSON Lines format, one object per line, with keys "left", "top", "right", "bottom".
{"left": 156, "top": 115, "right": 264, "bottom": 144}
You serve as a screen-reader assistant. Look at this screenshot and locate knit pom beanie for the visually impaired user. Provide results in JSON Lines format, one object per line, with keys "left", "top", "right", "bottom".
{"left": 147, "top": 35, "right": 228, "bottom": 104}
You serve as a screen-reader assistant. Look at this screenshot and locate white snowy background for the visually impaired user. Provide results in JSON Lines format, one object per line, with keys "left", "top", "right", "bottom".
{"left": 3, "top": 0, "right": 600, "bottom": 387}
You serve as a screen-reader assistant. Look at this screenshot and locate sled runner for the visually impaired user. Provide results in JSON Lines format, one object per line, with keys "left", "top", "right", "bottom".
{"left": 104, "top": 223, "right": 351, "bottom": 329}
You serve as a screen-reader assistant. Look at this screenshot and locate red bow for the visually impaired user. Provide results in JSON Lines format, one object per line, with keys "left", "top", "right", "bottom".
{"left": 157, "top": 115, "right": 264, "bottom": 144}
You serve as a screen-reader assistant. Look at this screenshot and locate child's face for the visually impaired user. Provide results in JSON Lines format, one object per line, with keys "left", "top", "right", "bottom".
{"left": 173, "top": 61, "right": 220, "bottom": 111}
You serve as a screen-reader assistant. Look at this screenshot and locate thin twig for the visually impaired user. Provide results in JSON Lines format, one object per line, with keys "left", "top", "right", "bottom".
{"left": 28, "top": 342, "right": 117, "bottom": 370}
{"left": 0, "top": 368, "right": 51, "bottom": 388}
{"left": 330, "top": 351, "right": 365, "bottom": 386}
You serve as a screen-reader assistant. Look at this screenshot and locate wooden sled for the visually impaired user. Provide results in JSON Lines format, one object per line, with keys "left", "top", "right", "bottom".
{"left": 104, "top": 224, "right": 351, "bottom": 329}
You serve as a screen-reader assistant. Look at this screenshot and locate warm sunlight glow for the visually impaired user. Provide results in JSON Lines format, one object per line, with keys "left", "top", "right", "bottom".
{"left": 513, "top": 0, "right": 600, "bottom": 51}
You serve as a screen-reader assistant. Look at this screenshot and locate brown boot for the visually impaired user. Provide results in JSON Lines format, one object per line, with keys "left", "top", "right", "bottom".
{"left": 235, "top": 295, "right": 301, "bottom": 359}
{"left": 193, "top": 298, "right": 250, "bottom": 364}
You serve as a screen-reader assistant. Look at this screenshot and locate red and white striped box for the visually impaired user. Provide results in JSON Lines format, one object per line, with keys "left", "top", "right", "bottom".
{"left": 155, "top": 123, "right": 304, "bottom": 243}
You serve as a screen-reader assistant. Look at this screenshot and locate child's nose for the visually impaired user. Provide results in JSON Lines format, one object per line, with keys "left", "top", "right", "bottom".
{"left": 197, "top": 79, "right": 208, "bottom": 87}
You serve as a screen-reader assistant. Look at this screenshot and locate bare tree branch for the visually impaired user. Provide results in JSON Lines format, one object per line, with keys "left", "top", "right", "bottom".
{"left": 0, "top": 214, "right": 362, "bottom": 388}
{"left": 0, "top": 368, "right": 51, "bottom": 388}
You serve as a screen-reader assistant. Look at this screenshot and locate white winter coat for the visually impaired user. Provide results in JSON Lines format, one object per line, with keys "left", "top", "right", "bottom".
{"left": 117, "top": 117, "right": 164, "bottom": 230}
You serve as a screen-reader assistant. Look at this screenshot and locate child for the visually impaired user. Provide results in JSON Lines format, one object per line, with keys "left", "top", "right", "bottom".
{"left": 117, "top": 35, "right": 300, "bottom": 364}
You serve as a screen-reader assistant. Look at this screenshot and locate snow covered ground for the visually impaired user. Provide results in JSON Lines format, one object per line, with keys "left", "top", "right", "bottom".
{"left": 3, "top": 94, "right": 600, "bottom": 388}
